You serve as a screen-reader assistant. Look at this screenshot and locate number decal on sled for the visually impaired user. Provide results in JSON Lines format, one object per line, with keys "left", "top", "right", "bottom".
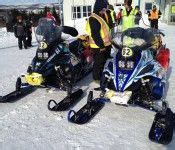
{"left": 122, "top": 47, "right": 133, "bottom": 58}
{"left": 39, "top": 42, "right": 48, "bottom": 50}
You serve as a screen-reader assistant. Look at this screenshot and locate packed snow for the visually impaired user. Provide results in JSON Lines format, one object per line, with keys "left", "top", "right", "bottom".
{"left": 0, "top": 20, "right": 175, "bottom": 150}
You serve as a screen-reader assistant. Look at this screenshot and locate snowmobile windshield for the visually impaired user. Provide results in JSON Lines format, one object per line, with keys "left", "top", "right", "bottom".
{"left": 113, "top": 27, "right": 155, "bottom": 50}
{"left": 35, "top": 18, "right": 62, "bottom": 45}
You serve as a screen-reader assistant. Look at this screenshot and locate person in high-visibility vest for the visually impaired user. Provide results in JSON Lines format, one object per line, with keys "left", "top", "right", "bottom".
{"left": 86, "top": 0, "right": 111, "bottom": 82}
{"left": 134, "top": 6, "right": 142, "bottom": 25}
{"left": 107, "top": 4, "right": 116, "bottom": 27}
{"left": 122, "top": 0, "right": 135, "bottom": 31}
{"left": 148, "top": 5, "right": 162, "bottom": 29}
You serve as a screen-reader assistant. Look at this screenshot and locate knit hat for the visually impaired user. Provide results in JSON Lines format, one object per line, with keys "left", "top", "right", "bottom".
{"left": 93, "top": 0, "right": 108, "bottom": 13}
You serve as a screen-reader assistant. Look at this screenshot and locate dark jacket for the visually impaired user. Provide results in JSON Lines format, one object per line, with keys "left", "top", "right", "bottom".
{"left": 106, "top": 9, "right": 115, "bottom": 28}
{"left": 14, "top": 22, "right": 26, "bottom": 37}
{"left": 89, "top": 14, "right": 108, "bottom": 49}
{"left": 25, "top": 20, "right": 32, "bottom": 35}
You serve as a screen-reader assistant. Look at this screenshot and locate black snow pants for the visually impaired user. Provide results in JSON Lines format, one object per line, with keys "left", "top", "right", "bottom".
{"left": 91, "top": 46, "right": 111, "bottom": 81}
{"left": 26, "top": 33, "right": 32, "bottom": 47}
{"left": 150, "top": 19, "right": 158, "bottom": 29}
{"left": 18, "top": 36, "right": 27, "bottom": 49}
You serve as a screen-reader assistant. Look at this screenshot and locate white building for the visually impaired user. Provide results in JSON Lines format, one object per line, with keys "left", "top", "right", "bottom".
{"left": 61, "top": 0, "right": 118, "bottom": 33}
{"left": 60, "top": 0, "right": 174, "bottom": 33}
{"left": 61, "top": 0, "right": 139, "bottom": 33}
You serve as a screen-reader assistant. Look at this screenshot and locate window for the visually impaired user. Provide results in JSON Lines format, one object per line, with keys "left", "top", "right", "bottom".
{"left": 145, "top": 3, "right": 152, "bottom": 11}
{"left": 72, "top": 5, "right": 92, "bottom": 19}
{"left": 171, "top": 5, "right": 175, "bottom": 14}
{"left": 88, "top": 6, "right": 92, "bottom": 16}
{"left": 83, "top": 6, "right": 87, "bottom": 17}
{"left": 170, "top": 16, "right": 175, "bottom": 22}
{"left": 77, "top": 6, "right": 81, "bottom": 18}
{"left": 72, "top": 6, "right": 81, "bottom": 19}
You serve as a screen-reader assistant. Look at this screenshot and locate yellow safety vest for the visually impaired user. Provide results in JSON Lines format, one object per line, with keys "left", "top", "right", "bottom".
{"left": 109, "top": 9, "right": 115, "bottom": 23}
{"left": 86, "top": 13, "right": 111, "bottom": 48}
{"left": 122, "top": 8, "right": 135, "bottom": 31}
{"left": 134, "top": 9, "right": 139, "bottom": 15}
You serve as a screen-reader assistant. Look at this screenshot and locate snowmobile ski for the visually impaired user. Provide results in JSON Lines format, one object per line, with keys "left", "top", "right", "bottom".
{"left": 149, "top": 108, "right": 175, "bottom": 145}
{"left": 48, "top": 89, "right": 83, "bottom": 111}
{"left": 0, "top": 85, "right": 35, "bottom": 103}
{"left": 68, "top": 91, "right": 105, "bottom": 124}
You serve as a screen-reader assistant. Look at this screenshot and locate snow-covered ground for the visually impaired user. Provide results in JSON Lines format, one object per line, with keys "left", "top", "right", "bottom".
{"left": 0, "top": 21, "right": 175, "bottom": 150}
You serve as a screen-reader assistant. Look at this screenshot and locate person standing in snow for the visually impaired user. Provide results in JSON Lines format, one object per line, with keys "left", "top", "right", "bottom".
{"left": 148, "top": 5, "right": 162, "bottom": 29}
{"left": 121, "top": 0, "right": 135, "bottom": 31}
{"left": 14, "top": 16, "right": 27, "bottom": 50}
{"left": 86, "top": 0, "right": 111, "bottom": 82}
{"left": 106, "top": 4, "right": 116, "bottom": 29}
{"left": 25, "top": 18, "right": 33, "bottom": 47}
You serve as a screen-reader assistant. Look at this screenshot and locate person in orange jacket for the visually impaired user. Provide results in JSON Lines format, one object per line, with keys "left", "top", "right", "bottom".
{"left": 148, "top": 5, "right": 162, "bottom": 29}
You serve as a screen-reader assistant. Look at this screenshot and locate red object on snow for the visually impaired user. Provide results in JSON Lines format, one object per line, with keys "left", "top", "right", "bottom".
{"left": 156, "top": 47, "right": 170, "bottom": 70}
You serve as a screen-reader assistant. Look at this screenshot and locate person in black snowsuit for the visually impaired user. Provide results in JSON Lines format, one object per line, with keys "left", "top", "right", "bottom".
{"left": 14, "top": 16, "right": 27, "bottom": 50}
{"left": 25, "top": 19, "right": 33, "bottom": 47}
{"left": 87, "top": 0, "right": 111, "bottom": 82}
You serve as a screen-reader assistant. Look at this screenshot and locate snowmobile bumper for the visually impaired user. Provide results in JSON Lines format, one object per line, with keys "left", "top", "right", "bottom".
{"left": 24, "top": 72, "right": 44, "bottom": 86}
{"left": 105, "top": 90, "right": 132, "bottom": 105}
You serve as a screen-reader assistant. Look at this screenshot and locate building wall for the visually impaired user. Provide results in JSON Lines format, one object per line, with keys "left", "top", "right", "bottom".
{"left": 63, "top": 0, "right": 117, "bottom": 33}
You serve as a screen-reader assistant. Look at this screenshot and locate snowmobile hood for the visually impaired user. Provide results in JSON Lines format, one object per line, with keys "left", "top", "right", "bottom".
{"left": 114, "top": 49, "right": 164, "bottom": 92}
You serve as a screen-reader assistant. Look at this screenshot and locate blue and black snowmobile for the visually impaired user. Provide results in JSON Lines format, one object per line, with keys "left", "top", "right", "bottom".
{"left": 68, "top": 27, "right": 174, "bottom": 145}
{"left": 0, "top": 18, "right": 93, "bottom": 108}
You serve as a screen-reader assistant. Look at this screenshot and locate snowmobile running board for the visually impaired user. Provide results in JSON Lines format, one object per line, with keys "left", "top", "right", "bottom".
{"left": 0, "top": 86, "right": 35, "bottom": 103}
{"left": 48, "top": 89, "right": 83, "bottom": 111}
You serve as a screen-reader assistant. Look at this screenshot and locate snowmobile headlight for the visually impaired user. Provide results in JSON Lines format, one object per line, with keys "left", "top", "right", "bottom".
{"left": 25, "top": 73, "right": 44, "bottom": 86}
{"left": 118, "top": 60, "right": 125, "bottom": 68}
{"left": 118, "top": 60, "right": 134, "bottom": 70}
{"left": 126, "top": 61, "right": 134, "bottom": 69}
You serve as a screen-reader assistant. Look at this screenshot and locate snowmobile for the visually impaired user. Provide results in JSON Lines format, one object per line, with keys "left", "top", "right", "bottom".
{"left": 0, "top": 18, "right": 93, "bottom": 103}
{"left": 68, "top": 27, "right": 174, "bottom": 144}
{"left": 99, "top": 27, "right": 170, "bottom": 109}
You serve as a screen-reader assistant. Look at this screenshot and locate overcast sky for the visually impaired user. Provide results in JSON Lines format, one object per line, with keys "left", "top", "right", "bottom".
{"left": 0, "top": 0, "right": 59, "bottom": 5}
